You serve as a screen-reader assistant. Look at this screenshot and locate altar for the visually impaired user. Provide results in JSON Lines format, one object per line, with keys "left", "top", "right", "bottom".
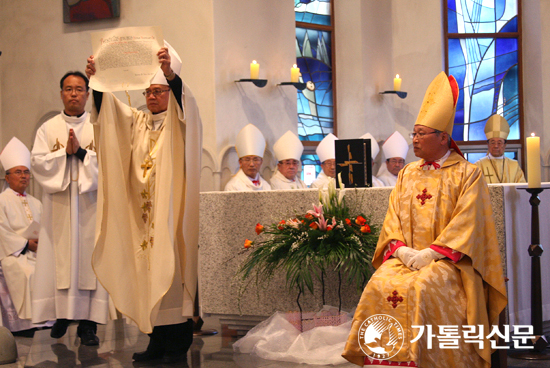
{"left": 198, "top": 184, "right": 550, "bottom": 331}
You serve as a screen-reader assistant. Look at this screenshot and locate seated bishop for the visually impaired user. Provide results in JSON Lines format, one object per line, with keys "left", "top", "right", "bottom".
{"left": 0, "top": 138, "right": 48, "bottom": 333}
{"left": 225, "top": 124, "right": 271, "bottom": 191}
{"left": 360, "top": 133, "right": 384, "bottom": 187}
{"left": 377, "top": 131, "right": 409, "bottom": 187}
{"left": 270, "top": 131, "right": 307, "bottom": 190}
{"left": 475, "top": 114, "right": 526, "bottom": 183}
{"left": 342, "top": 72, "right": 506, "bottom": 368}
{"left": 310, "top": 133, "right": 338, "bottom": 189}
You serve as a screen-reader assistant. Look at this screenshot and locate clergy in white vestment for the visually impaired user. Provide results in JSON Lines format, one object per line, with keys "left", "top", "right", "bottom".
{"left": 270, "top": 131, "right": 307, "bottom": 190}
{"left": 475, "top": 114, "right": 526, "bottom": 184}
{"left": 310, "top": 133, "right": 338, "bottom": 189}
{"left": 0, "top": 138, "right": 47, "bottom": 333}
{"left": 376, "top": 131, "right": 409, "bottom": 187}
{"left": 359, "top": 133, "right": 384, "bottom": 187}
{"left": 31, "top": 71, "right": 107, "bottom": 346}
{"left": 225, "top": 124, "right": 271, "bottom": 191}
{"left": 87, "top": 43, "right": 202, "bottom": 364}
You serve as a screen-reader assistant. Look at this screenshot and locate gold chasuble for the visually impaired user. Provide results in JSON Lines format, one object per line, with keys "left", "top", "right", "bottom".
{"left": 342, "top": 151, "right": 507, "bottom": 368}
{"left": 91, "top": 85, "right": 202, "bottom": 333}
{"left": 475, "top": 156, "right": 526, "bottom": 184}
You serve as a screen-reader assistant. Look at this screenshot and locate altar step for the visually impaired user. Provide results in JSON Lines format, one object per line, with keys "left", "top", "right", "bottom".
{"left": 213, "top": 314, "right": 267, "bottom": 337}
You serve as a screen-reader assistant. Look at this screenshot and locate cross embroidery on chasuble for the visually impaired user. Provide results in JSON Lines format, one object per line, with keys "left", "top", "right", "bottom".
{"left": 387, "top": 290, "right": 404, "bottom": 309}
{"left": 416, "top": 188, "right": 432, "bottom": 206}
{"left": 138, "top": 136, "right": 159, "bottom": 258}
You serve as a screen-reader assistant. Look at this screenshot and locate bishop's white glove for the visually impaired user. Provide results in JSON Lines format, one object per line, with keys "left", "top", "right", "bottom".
{"left": 393, "top": 246, "right": 419, "bottom": 266}
{"left": 407, "top": 248, "right": 445, "bottom": 270}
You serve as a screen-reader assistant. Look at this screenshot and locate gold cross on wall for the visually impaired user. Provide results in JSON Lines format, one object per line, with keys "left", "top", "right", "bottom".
{"left": 338, "top": 144, "right": 360, "bottom": 184}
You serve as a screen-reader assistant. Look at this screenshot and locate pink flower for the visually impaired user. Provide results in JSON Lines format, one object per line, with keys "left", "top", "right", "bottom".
{"left": 307, "top": 204, "right": 323, "bottom": 218}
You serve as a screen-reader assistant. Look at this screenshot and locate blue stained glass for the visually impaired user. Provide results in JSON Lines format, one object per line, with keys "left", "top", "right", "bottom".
{"left": 449, "top": 37, "right": 519, "bottom": 141}
{"left": 447, "top": 0, "right": 517, "bottom": 34}
{"left": 295, "top": 0, "right": 331, "bottom": 26}
{"left": 296, "top": 27, "right": 333, "bottom": 141}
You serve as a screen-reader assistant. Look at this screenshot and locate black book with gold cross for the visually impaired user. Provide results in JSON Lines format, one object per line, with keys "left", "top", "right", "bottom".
{"left": 335, "top": 139, "right": 372, "bottom": 188}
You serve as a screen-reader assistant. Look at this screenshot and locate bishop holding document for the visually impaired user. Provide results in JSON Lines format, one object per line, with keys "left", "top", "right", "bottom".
{"left": 86, "top": 41, "right": 202, "bottom": 364}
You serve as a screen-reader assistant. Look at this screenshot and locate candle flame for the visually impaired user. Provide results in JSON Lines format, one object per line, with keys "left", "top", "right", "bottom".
{"left": 293, "top": 64, "right": 297, "bottom": 68}
{"left": 396, "top": 74, "right": 400, "bottom": 78}
{"left": 252, "top": 60, "right": 257, "bottom": 64}
{"left": 531, "top": 132, "right": 536, "bottom": 137}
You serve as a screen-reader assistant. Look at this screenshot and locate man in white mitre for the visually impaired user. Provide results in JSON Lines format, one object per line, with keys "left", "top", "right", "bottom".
{"left": 0, "top": 138, "right": 46, "bottom": 334}
{"left": 310, "top": 133, "right": 338, "bottom": 189}
{"left": 31, "top": 71, "right": 108, "bottom": 346}
{"left": 225, "top": 124, "right": 271, "bottom": 191}
{"left": 360, "top": 133, "right": 384, "bottom": 187}
{"left": 87, "top": 42, "right": 202, "bottom": 364}
{"left": 377, "top": 131, "right": 409, "bottom": 187}
{"left": 475, "top": 114, "right": 526, "bottom": 183}
{"left": 270, "top": 130, "right": 307, "bottom": 190}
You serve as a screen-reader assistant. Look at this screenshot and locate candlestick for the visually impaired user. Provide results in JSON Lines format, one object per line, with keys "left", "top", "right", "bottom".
{"left": 393, "top": 74, "right": 402, "bottom": 91}
{"left": 526, "top": 133, "right": 541, "bottom": 188}
{"left": 291, "top": 64, "right": 300, "bottom": 83}
{"left": 250, "top": 60, "right": 260, "bottom": 80}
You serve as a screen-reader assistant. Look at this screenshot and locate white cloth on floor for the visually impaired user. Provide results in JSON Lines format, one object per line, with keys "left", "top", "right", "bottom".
{"left": 233, "top": 310, "right": 352, "bottom": 365}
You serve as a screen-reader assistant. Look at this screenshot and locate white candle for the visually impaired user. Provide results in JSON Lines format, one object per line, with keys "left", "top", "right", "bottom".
{"left": 526, "top": 133, "right": 541, "bottom": 188}
{"left": 291, "top": 64, "right": 300, "bottom": 83}
{"left": 250, "top": 60, "right": 260, "bottom": 79}
{"left": 393, "top": 74, "right": 402, "bottom": 91}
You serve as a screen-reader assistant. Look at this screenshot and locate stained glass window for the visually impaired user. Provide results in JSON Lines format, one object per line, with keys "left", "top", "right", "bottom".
{"left": 295, "top": 0, "right": 334, "bottom": 143}
{"left": 445, "top": 0, "right": 521, "bottom": 142}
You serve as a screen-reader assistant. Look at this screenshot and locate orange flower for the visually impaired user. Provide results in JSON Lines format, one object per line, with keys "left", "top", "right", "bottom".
{"left": 327, "top": 225, "right": 333, "bottom": 231}
{"left": 309, "top": 222, "right": 318, "bottom": 230}
{"left": 360, "top": 225, "right": 371, "bottom": 233}
{"left": 345, "top": 218, "right": 351, "bottom": 226}
{"left": 278, "top": 220, "right": 286, "bottom": 230}
{"left": 255, "top": 223, "right": 264, "bottom": 235}
{"left": 355, "top": 215, "right": 367, "bottom": 226}
{"left": 244, "top": 239, "right": 253, "bottom": 248}
{"left": 305, "top": 213, "right": 314, "bottom": 220}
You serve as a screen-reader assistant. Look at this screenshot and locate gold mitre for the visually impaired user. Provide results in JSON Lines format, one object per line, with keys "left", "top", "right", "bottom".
{"left": 484, "top": 114, "right": 509, "bottom": 140}
{"left": 414, "top": 71, "right": 459, "bottom": 135}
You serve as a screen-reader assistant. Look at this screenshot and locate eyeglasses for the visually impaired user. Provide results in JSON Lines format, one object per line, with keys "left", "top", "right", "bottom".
{"left": 62, "top": 87, "right": 87, "bottom": 94}
{"left": 241, "top": 157, "right": 262, "bottom": 164}
{"left": 280, "top": 160, "right": 299, "bottom": 167}
{"left": 143, "top": 89, "right": 170, "bottom": 97}
{"left": 488, "top": 140, "right": 505, "bottom": 146}
{"left": 7, "top": 170, "right": 30, "bottom": 176}
{"left": 409, "top": 131, "right": 439, "bottom": 139}
{"left": 388, "top": 159, "right": 405, "bottom": 165}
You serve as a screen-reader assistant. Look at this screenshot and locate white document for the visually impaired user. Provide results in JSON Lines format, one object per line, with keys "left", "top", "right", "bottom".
{"left": 89, "top": 26, "right": 164, "bottom": 92}
{"left": 17, "top": 220, "right": 40, "bottom": 240}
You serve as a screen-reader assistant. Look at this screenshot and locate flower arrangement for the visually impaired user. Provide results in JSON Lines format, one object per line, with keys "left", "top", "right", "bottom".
{"left": 236, "top": 177, "right": 379, "bottom": 310}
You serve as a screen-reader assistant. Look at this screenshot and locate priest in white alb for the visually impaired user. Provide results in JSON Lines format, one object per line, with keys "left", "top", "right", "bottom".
{"left": 270, "top": 131, "right": 307, "bottom": 190}
{"left": 310, "top": 133, "right": 338, "bottom": 189}
{"left": 86, "top": 42, "right": 202, "bottom": 364}
{"left": 0, "top": 138, "right": 45, "bottom": 333}
{"left": 377, "top": 131, "right": 409, "bottom": 187}
{"left": 225, "top": 124, "right": 271, "bottom": 191}
{"left": 31, "top": 71, "right": 108, "bottom": 346}
{"left": 475, "top": 114, "right": 526, "bottom": 183}
{"left": 360, "top": 133, "right": 384, "bottom": 187}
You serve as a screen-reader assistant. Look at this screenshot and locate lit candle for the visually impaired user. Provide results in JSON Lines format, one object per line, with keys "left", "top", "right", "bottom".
{"left": 393, "top": 74, "right": 402, "bottom": 91}
{"left": 526, "top": 133, "right": 541, "bottom": 188}
{"left": 291, "top": 64, "right": 300, "bottom": 83}
{"left": 250, "top": 60, "right": 260, "bottom": 79}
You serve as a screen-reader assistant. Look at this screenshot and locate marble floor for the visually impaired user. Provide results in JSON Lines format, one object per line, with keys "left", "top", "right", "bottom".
{"left": 7, "top": 317, "right": 550, "bottom": 368}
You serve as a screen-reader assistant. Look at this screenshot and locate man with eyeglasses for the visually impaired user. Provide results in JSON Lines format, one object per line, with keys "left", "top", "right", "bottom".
{"left": 0, "top": 138, "right": 50, "bottom": 334}
{"left": 270, "top": 131, "right": 307, "bottom": 190}
{"left": 30, "top": 71, "right": 107, "bottom": 346}
{"left": 310, "top": 133, "right": 338, "bottom": 189}
{"left": 225, "top": 124, "right": 271, "bottom": 191}
{"left": 343, "top": 72, "right": 506, "bottom": 367}
{"left": 377, "top": 131, "right": 409, "bottom": 187}
{"left": 86, "top": 43, "right": 202, "bottom": 363}
{"left": 474, "top": 114, "right": 526, "bottom": 184}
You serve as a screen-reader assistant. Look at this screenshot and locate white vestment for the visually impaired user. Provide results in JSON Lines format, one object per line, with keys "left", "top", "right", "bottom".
{"left": 374, "top": 172, "right": 391, "bottom": 187}
{"left": 0, "top": 189, "right": 41, "bottom": 330}
{"left": 91, "top": 82, "right": 202, "bottom": 333}
{"left": 225, "top": 169, "right": 271, "bottom": 191}
{"left": 309, "top": 171, "right": 334, "bottom": 189}
{"left": 31, "top": 112, "right": 108, "bottom": 324}
{"left": 270, "top": 170, "right": 307, "bottom": 190}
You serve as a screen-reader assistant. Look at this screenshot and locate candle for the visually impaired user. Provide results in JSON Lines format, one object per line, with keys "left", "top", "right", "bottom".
{"left": 393, "top": 74, "right": 402, "bottom": 91}
{"left": 291, "top": 64, "right": 300, "bottom": 83}
{"left": 250, "top": 60, "right": 260, "bottom": 79}
{"left": 526, "top": 133, "right": 541, "bottom": 188}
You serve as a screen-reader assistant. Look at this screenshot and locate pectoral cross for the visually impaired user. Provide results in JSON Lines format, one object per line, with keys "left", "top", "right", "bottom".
{"left": 338, "top": 145, "right": 360, "bottom": 184}
{"left": 483, "top": 166, "right": 494, "bottom": 182}
{"left": 52, "top": 138, "right": 64, "bottom": 152}
{"left": 141, "top": 158, "right": 153, "bottom": 178}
